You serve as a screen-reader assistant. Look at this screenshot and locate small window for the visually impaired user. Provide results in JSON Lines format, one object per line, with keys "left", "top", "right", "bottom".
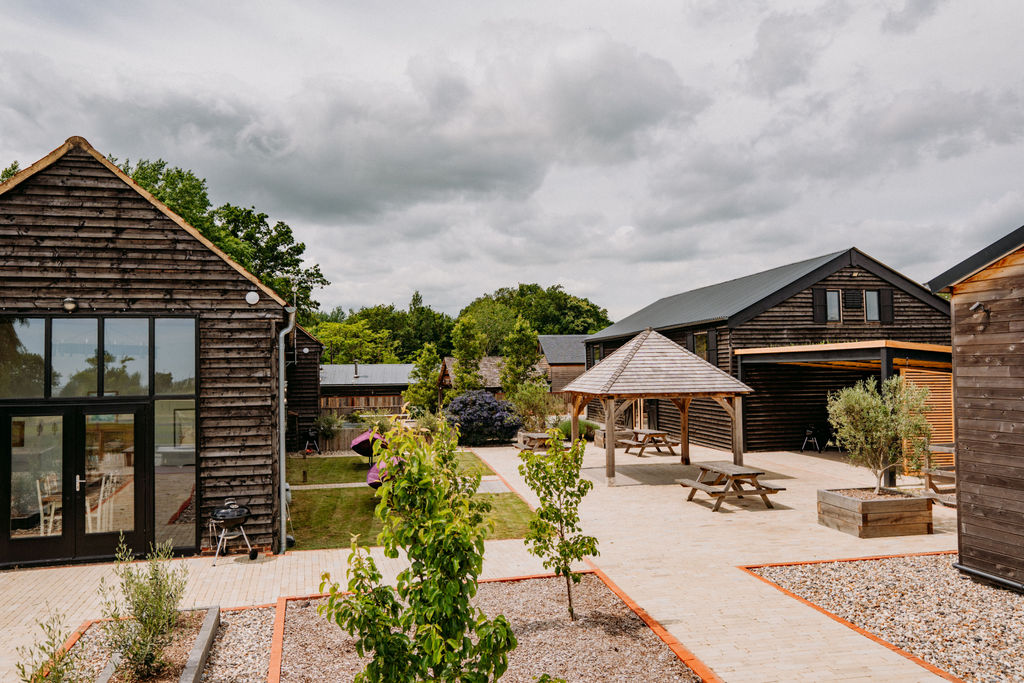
{"left": 693, "top": 332, "right": 708, "bottom": 360}
{"left": 864, "top": 290, "right": 880, "bottom": 321}
{"left": 826, "top": 290, "right": 842, "bottom": 322}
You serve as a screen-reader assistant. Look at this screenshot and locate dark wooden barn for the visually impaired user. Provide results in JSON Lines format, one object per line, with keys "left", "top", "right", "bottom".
{"left": 285, "top": 326, "right": 323, "bottom": 452}
{"left": 929, "top": 225, "right": 1024, "bottom": 591}
{"left": 537, "top": 334, "right": 588, "bottom": 393}
{"left": 320, "top": 363, "right": 415, "bottom": 417}
{"left": 586, "top": 248, "right": 951, "bottom": 452}
{"left": 0, "top": 136, "right": 291, "bottom": 566}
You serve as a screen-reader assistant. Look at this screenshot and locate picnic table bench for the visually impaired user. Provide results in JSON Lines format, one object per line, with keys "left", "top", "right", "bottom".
{"left": 516, "top": 431, "right": 559, "bottom": 452}
{"left": 679, "top": 460, "right": 785, "bottom": 512}
{"left": 624, "top": 428, "right": 679, "bottom": 457}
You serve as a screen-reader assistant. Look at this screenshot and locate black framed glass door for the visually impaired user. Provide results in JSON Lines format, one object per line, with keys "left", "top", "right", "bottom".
{"left": 2, "top": 404, "right": 148, "bottom": 565}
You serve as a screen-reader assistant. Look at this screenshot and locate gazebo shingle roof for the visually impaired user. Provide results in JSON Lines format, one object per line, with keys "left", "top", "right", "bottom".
{"left": 562, "top": 328, "right": 752, "bottom": 397}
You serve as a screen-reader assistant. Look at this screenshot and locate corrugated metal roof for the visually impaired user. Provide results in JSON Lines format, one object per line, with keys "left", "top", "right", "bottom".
{"left": 538, "top": 335, "right": 588, "bottom": 365}
{"left": 563, "top": 329, "right": 752, "bottom": 397}
{"left": 320, "top": 363, "right": 414, "bottom": 387}
{"left": 588, "top": 250, "right": 847, "bottom": 341}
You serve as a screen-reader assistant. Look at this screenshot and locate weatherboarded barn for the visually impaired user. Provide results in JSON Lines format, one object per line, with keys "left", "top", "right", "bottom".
{"left": 929, "top": 224, "right": 1024, "bottom": 590}
{"left": 0, "top": 137, "right": 290, "bottom": 566}
{"left": 320, "top": 363, "right": 415, "bottom": 417}
{"left": 537, "top": 334, "right": 588, "bottom": 392}
{"left": 586, "top": 248, "right": 951, "bottom": 451}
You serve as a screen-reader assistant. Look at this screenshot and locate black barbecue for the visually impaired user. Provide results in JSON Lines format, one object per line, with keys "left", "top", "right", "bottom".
{"left": 211, "top": 498, "right": 258, "bottom": 565}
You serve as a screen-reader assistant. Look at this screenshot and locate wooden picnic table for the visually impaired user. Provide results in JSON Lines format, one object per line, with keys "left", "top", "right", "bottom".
{"left": 517, "top": 431, "right": 557, "bottom": 451}
{"left": 679, "top": 460, "right": 785, "bottom": 512}
{"left": 622, "top": 428, "right": 679, "bottom": 457}
{"left": 922, "top": 443, "right": 956, "bottom": 496}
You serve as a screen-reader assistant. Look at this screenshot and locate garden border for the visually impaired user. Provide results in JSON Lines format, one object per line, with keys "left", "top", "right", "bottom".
{"left": 265, "top": 568, "right": 721, "bottom": 683}
{"left": 739, "top": 550, "right": 962, "bottom": 683}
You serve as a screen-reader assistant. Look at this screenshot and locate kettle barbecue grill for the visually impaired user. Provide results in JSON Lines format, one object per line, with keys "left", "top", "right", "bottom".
{"left": 210, "top": 498, "right": 259, "bottom": 565}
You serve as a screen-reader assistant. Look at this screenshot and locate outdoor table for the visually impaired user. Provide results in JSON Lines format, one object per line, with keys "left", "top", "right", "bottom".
{"left": 679, "top": 460, "right": 785, "bottom": 512}
{"left": 922, "top": 443, "right": 956, "bottom": 495}
{"left": 622, "top": 428, "right": 678, "bottom": 457}
{"left": 518, "top": 431, "right": 556, "bottom": 451}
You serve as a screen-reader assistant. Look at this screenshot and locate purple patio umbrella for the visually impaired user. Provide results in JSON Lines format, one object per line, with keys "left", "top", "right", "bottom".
{"left": 366, "top": 455, "right": 403, "bottom": 490}
{"left": 350, "top": 430, "right": 386, "bottom": 462}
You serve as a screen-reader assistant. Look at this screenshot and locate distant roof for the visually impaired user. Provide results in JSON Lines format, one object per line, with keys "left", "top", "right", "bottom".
{"left": 538, "top": 335, "right": 588, "bottom": 365}
{"left": 320, "top": 363, "right": 414, "bottom": 387}
{"left": 440, "top": 356, "right": 545, "bottom": 389}
{"left": 927, "top": 224, "right": 1024, "bottom": 292}
{"left": 563, "top": 329, "right": 752, "bottom": 397}
{"left": 589, "top": 248, "right": 946, "bottom": 342}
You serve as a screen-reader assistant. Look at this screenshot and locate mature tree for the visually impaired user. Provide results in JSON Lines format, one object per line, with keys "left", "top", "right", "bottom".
{"left": 1, "top": 160, "right": 20, "bottom": 183}
{"left": 467, "top": 283, "right": 612, "bottom": 336}
{"left": 500, "top": 316, "right": 542, "bottom": 397}
{"left": 316, "top": 305, "right": 347, "bottom": 324}
{"left": 405, "top": 291, "right": 455, "bottom": 359}
{"left": 115, "top": 157, "right": 328, "bottom": 320}
{"left": 313, "top": 320, "right": 399, "bottom": 364}
{"left": 450, "top": 315, "right": 485, "bottom": 395}
{"left": 402, "top": 342, "right": 441, "bottom": 414}
{"left": 458, "top": 299, "right": 517, "bottom": 356}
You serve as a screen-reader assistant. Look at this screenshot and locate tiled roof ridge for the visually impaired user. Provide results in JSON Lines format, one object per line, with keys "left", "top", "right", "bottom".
{"left": 600, "top": 328, "right": 650, "bottom": 393}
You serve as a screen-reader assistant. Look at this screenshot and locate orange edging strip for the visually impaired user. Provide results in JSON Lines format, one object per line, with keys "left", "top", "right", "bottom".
{"left": 266, "top": 597, "right": 287, "bottom": 683}
{"left": 740, "top": 550, "right": 963, "bottom": 683}
{"left": 586, "top": 560, "right": 722, "bottom": 683}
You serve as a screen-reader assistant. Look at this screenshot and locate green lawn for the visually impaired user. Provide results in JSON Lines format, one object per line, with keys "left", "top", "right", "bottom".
{"left": 290, "top": 489, "right": 532, "bottom": 551}
{"left": 288, "top": 451, "right": 494, "bottom": 487}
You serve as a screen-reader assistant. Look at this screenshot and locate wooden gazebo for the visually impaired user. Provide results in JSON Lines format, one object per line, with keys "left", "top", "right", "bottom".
{"left": 563, "top": 328, "right": 753, "bottom": 484}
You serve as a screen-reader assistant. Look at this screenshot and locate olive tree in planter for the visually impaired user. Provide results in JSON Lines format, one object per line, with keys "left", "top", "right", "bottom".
{"left": 819, "top": 376, "right": 933, "bottom": 538}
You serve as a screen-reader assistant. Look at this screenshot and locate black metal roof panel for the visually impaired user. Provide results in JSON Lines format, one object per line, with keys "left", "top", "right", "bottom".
{"left": 588, "top": 250, "right": 848, "bottom": 342}
{"left": 320, "top": 363, "right": 414, "bottom": 386}
{"left": 927, "top": 224, "right": 1024, "bottom": 292}
{"left": 537, "top": 335, "right": 588, "bottom": 365}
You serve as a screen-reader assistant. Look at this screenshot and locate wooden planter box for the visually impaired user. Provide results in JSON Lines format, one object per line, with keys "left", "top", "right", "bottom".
{"left": 817, "top": 488, "right": 932, "bottom": 538}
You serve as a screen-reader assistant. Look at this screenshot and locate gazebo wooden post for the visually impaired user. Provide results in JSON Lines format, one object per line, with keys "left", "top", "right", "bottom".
{"left": 732, "top": 395, "right": 744, "bottom": 466}
{"left": 570, "top": 394, "right": 582, "bottom": 443}
{"left": 603, "top": 397, "right": 616, "bottom": 485}
{"left": 678, "top": 397, "right": 691, "bottom": 465}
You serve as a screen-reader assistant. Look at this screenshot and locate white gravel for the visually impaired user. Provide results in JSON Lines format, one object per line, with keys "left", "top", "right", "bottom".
{"left": 200, "top": 607, "right": 275, "bottom": 682}
{"left": 752, "top": 553, "right": 1024, "bottom": 682}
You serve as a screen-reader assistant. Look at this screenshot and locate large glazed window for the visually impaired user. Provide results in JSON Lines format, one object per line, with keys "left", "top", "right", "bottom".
{"left": 103, "top": 319, "right": 149, "bottom": 396}
{"left": 9, "top": 415, "right": 63, "bottom": 538}
{"left": 0, "top": 318, "right": 46, "bottom": 399}
{"left": 52, "top": 319, "right": 99, "bottom": 397}
{"left": 155, "top": 319, "right": 196, "bottom": 395}
{"left": 153, "top": 399, "right": 196, "bottom": 548}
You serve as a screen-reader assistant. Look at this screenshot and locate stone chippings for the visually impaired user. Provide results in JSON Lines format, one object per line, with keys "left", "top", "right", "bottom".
{"left": 279, "top": 575, "right": 700, "bottom": 682}
{"left": 200, "top": 606, "right": 274, "bottom": 682}
{"left": 752, "top": 554, "right": 1024, "bottom": 683}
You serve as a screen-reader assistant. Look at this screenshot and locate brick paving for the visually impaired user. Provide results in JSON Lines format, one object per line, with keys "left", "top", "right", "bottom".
{"left": 0, "top": 443, "right": 956, "bottom": 682}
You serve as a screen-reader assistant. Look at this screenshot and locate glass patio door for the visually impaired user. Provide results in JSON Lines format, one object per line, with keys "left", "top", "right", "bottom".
{"left": 2, "top": 405, "right": 147, "bottom": 565}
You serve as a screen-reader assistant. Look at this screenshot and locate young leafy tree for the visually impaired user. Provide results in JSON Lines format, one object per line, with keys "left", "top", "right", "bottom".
{"left": 402, "top": 342, "right": 441, "bottom": 414}
{"left": 509, "top": 379, "right": 563, "bottom": 432}
{"left": 312, "top": 320, "right": 399, "bottom": 364}
{"left": 451, "top": 315, "right": 485, "bottom": 395}
{"left": 518, "top": 433, "right": 599, "bottom": 621}
{"left": 319, "top": 423, "right": 517, "bottom": 681}
{"left": 827, "top": 376, "right": 932, "bottom": 493}
{"left": 499, "top": 316, "right": 541, "bottom": 397}
{"left": 458, "top": 298, "right": 517, "bottom": 355}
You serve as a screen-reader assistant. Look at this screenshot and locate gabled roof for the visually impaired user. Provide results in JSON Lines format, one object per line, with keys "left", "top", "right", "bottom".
{"left": 439, "top": 356, "right": 545, "bottom": 389}
{"left": 927, "top": 224, "right": 1024, "bottom": 292}
{"left": 321, "top": 363, "right": 414, "bottom": 387}
{"left": 588, "top": 248, "right": 948, "bottom": 342}
{"left": 292, "top": 325, "right": 324, "bottom": 350}
{"left": 563, "top": 328, "right": 752, "bottom": 398}
{"left": 0, "top": 136, "right": 286, "bottom": 306}
{"left": 538, "top": 335, "right": 588, "bottom": 365}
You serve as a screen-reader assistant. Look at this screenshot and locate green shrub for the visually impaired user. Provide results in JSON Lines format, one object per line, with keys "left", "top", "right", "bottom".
{"left": 355, "top": 410, "right": 396, "bottom": 435}
{"left": 508, "top": 379, "right": 562, "bottom": 432}
{"left": 413, "top": 410, "right": 443, "bottom": 436}
{"left": 554, "top": 418, "right": 598, "bottom": 441}
{"left": 16, "top": 610, "right": 80, "bottom": 683}
{"left": 100, "top": 537, "right": 188, "bottom": 680}
{"left": 319, "top": 422, "right": 517, "bottom": 681}
{"left": 444, "top": 390, "right": 523, "bottom": 446}
{"left": 314, "top": 413, "right": 343, "bottom": 441}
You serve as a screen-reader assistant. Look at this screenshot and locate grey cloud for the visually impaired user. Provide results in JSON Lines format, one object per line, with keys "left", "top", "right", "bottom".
{"left": 881, "top": 0, "right": 947, "bottom": 34}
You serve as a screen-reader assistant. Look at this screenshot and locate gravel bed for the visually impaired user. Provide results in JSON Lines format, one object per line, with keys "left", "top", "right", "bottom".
{"left": 831, "top": 488, "right": 914, "bottom": 500}
{"left": 281, "top": 575, "right": 699, "bottom": 682}
{"left": 752, "top": 553, "right": 1024, "bottom": 682}
{"left": 201, "top": 607, "right": 275, "bottom": 682}
{"left": 70, "top": 611, "right": 205, "bottom": 682}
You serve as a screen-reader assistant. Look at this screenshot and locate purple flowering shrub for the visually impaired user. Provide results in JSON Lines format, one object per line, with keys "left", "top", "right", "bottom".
{"left": 444, "top": 390, "right": 523, "bottom": 446}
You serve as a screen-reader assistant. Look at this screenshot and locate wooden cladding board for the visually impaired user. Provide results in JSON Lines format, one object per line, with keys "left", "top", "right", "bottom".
{"left": 951, "top": 246, "right": 1024, "bottom": 584}
{"left": 285, "top": 329, "right": 321, "bottom": 451}
{"left": 0, "top": 150, "right": 285, "bottom": 546}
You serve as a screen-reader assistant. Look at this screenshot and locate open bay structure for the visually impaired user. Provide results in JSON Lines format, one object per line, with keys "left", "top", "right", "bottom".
{"left": 929, "top": 224, "right": 1024, "bottom": 592}
{"left": 0, "top": 137, "right": 293, "bottom": 566}
{"left": 585, "top": 248, "right": 951, "bottom": 453}
{"left": 563, "top": 328, "right": 752, "bottom": 484}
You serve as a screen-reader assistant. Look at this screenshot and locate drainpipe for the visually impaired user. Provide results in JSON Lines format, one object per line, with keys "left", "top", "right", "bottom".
{"left": 277, "top": 306, "right": 297, "bottom": 554}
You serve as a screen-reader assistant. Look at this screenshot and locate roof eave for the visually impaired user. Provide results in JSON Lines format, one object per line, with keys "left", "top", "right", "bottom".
{"left": 927, "top": 224, "right": 1024, "bottom": 292}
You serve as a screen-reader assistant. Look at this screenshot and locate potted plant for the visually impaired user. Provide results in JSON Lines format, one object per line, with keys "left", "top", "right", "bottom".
{"left": 818, "top": 376, "right": 933, "bottom": 538}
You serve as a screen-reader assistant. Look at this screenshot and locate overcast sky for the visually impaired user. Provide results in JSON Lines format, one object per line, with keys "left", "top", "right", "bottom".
{"left": 3, "top": 1, "right": 1023, "bottom": 319}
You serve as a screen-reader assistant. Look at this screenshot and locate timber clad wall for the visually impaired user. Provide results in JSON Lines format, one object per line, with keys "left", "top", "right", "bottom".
{"left": 285, "top": 328, "right": 322, "bottom": 451}
{"left": 587, "top": 264, "right": 950, "bottom": 451}
{"left": 0, "top": 148, "right": 285, "bottom": 546}
{"left": 951, "top": 247, "right": 1024, "bottom": 583}
{"left": 548, "top": 364, "right": 585, "bottom": 392}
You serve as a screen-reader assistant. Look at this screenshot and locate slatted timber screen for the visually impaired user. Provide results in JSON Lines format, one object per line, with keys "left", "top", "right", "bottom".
{"left": 900, "top": 367, "right": 954, "bottom": 472}
{"left": 321, "top": 394, "right": 404, "bottom": 414}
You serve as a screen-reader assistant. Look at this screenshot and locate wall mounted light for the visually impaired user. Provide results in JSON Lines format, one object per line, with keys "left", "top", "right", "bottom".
{"left": 62, "top": 297, "right": 77, "bottom": 313}
{"left": 969, "top": 301, "right": 989, "bottom": 314}
{"left": 245, "top": 291, "right": 260, "bottom": 305}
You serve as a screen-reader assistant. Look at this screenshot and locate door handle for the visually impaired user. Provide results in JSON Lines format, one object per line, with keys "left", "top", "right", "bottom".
{"left": 76, "top": 475, "right": 86, "bottom": 492}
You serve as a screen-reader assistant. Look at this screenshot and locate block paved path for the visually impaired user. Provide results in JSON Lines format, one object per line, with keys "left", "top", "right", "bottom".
{"left": 0, "top": 443, "right": 957, "bottom": 682}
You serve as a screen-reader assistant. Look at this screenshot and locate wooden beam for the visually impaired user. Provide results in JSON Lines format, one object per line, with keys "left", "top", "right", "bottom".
{"left": 732, "top": 395, "right": 744, "bottom": 466}
{"left": 570, "top": 394, "right": 583, "bottom": 443}
{"left": 711, "top": 395, "right": 734, "bottom": 420}
{"left": 671, "top": 397, "right": 691, "bottom": 465}
{"left": 612, "top": 398, "right": 634, "bottom": 421}
{"left": 604, "top": 397, "right": 616, "bottom": 485}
